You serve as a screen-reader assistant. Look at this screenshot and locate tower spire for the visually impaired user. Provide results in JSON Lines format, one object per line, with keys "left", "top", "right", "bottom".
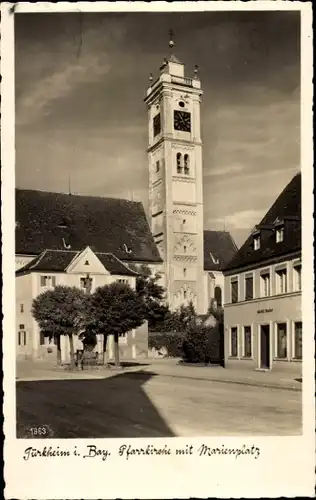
{"left": 169, "top": 29, "right": 175, "bottom": 51}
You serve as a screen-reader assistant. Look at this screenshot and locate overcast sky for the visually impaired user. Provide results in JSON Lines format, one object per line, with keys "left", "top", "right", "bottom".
{"left": 15, "top": 10, "right": 300, "bottom": 247}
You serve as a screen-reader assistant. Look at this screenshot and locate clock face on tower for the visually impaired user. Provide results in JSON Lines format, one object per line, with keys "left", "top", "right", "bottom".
{"left": 153, "top": 113, "right": 161, "bottom": 137}
{"left": 174, "top": 110, "right": 191, "bottom": 132}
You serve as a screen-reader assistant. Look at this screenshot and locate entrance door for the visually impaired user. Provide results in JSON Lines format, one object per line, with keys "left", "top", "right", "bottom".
{"left": 260, "top": 324, "right": 270, "bottom": 369}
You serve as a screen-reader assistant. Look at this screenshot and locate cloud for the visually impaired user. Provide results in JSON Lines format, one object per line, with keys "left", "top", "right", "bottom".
{"left": 16, "top": 54, "right": 111, "bottom": 126}
{"left": 15, "top": 22, "right": 127, "bottom": 126}
{"left": 205, "top": 164, "right": 246, "bottom": 178}
{"left": 208, "top": 209, "right": 264, "bottom": 231}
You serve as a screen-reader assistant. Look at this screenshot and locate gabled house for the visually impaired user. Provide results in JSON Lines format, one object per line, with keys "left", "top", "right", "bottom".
{"left": 16, "top": 246, "right": 148, "bottom": 362}
{"left": 223, "top": 172, "right": 302, "bottom": 374}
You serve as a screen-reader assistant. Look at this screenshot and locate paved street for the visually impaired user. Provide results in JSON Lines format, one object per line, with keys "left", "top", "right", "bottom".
{"left": 16, "top": 369, "right": 302, "bottom": 438}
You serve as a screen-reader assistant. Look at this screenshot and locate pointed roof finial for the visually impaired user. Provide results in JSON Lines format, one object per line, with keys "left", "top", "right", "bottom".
{"left": 169, "top": 28, "right": 175, "bottom": 49}
{"left": 194, "top": 64, "right": 199, "bottom": 79}
{"left": 149, "top": 73, "right": 153, "bottom": 84}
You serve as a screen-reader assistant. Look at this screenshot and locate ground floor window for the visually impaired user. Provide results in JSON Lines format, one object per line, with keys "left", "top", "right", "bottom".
{"left": 119, "top": 332, "right": 129, "bottom": 344}
{"left": 230, "top": 327, "right": 238, "bottom": 357}
{"left": 293, "top": 321, "right": 302, "bottom": 359}
{"left": 276, "top": 323, "right": 287, "bottom": 358}
{"left": 243, "top": 326, "right": 252, "bottom": 357}
{"left": 18, "top": 326, "right": 27, "bottom": 346}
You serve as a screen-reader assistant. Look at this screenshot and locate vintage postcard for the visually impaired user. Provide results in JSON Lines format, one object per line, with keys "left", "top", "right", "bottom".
{"left": 1, "top": 1, "right": 314, "bottom": 498}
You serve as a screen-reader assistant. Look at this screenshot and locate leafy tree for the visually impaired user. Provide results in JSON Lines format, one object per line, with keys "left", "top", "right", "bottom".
{"left": 136, "top": 267, "right": 170, "bottom": 330}
{"left": 31, "top": 285, "right": 86, "bottom": 368}
{"left": 86, "top": 282, "right": 147, "bottom": 366}
{"left": 157, "top": 301, "right": 197, "bottom": 333}
{"left": 207, "top": 298, "right": 224, "bottom": 325}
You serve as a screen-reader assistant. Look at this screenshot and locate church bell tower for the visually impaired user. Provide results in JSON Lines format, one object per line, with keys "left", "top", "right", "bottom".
{"left": 144, "top": 32, "right": 204, "bottom": 313}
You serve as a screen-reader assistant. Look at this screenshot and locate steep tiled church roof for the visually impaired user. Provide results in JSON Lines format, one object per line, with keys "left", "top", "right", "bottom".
{"left": 224, "top": 172, "right": 301, "bottom": 273}
{"left": 203, "top": 230, "right": 238, "bottom": 271}
{"left": 16, "top": 248, "right": 139, "bottom": 276}
{"left": 15, "top": 189, "right": 162, "bottom": 263}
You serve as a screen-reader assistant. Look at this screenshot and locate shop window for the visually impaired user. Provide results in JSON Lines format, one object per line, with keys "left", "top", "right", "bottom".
{"left": 276, "top": 323, "right": 287, "bottom": 358}
{"left": 243, "top": 326, "right": 252, "bottom": 358}
{"left": 230, "top": 327, "right": 238, "bottom": 357}
{"left": 293, "top": 321, "right": 302, "bottom": 359}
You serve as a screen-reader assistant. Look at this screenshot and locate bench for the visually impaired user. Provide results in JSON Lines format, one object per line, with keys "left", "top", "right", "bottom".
{"left": 75, "top": 349, "right": 99, "bottom": 369}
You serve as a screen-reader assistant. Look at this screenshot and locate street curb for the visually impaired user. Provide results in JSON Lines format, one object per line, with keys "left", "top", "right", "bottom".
{"left": 140, "top": 369, "right": 302, "bottom": 392}
{"left": 16, "top": 366, "right": 302, "bottom": 391}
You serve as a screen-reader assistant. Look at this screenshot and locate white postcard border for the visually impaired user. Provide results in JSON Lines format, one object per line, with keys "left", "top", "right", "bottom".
{"left": 1, "top": 2, "right": 314, "bottom": 498}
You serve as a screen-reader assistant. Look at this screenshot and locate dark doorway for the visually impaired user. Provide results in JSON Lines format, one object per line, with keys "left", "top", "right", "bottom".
{"left": 260, "top": 324, "right": 270, "bottom": 369}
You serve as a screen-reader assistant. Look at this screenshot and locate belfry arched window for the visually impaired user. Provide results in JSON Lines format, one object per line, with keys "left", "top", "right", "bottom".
{"left": 184, "top": 154, "right": 190, "bottom": 175}
{"left": 176, "top": 152, "right": 182, "bottom": 174}
{"left": 214, "top": 286, "right": 222, "bottom": 308}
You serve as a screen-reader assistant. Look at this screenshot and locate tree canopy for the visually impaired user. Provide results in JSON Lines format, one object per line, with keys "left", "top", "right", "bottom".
{"left": 86, "top": 281, "right": 147, "bottom": 337}
{"left": 31, "top": 285, "right": 86, "bottom": 338}
{"left": 136, "top": 267, "right": 170, "bottom": 329}
{"left": 31, "top": 285, "right": 87, "bottom": 367}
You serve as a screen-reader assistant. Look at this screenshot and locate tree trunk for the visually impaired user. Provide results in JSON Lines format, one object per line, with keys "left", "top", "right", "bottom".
{"left": 55, "top": 336, "right": 62, "bottom": 366}
{"left": 69, "top": 334, "right": 75, "bottom": 370}
{"left": 102, "top": 334, "right": 107, "bottom": 365}
{"left": 114, "top": 333, "right": 120, "bottom": 367}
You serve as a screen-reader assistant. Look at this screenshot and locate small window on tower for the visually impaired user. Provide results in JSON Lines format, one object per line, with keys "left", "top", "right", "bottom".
{"left": 153, "top": 113, "right": 161, "bottom": 137}
{"left": 183, "top": 290, "right": 187, "bottom": 299}
{"left": 183, "top": 268, "right": 187, "bottom": 277}
{"left": 183, "top": 245, "right": 187, "bottom": 253}
{"left": 156, "top": 160, "right": 160, "bottom": 173}
{"left": 176, "top": 153, "right": 182, "bottom": 174}
{"left": 179, "top": 101, "right": 185, "bottom": 108}
{"left": 184, "top": 154, "right": 190, "bottom": 175}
